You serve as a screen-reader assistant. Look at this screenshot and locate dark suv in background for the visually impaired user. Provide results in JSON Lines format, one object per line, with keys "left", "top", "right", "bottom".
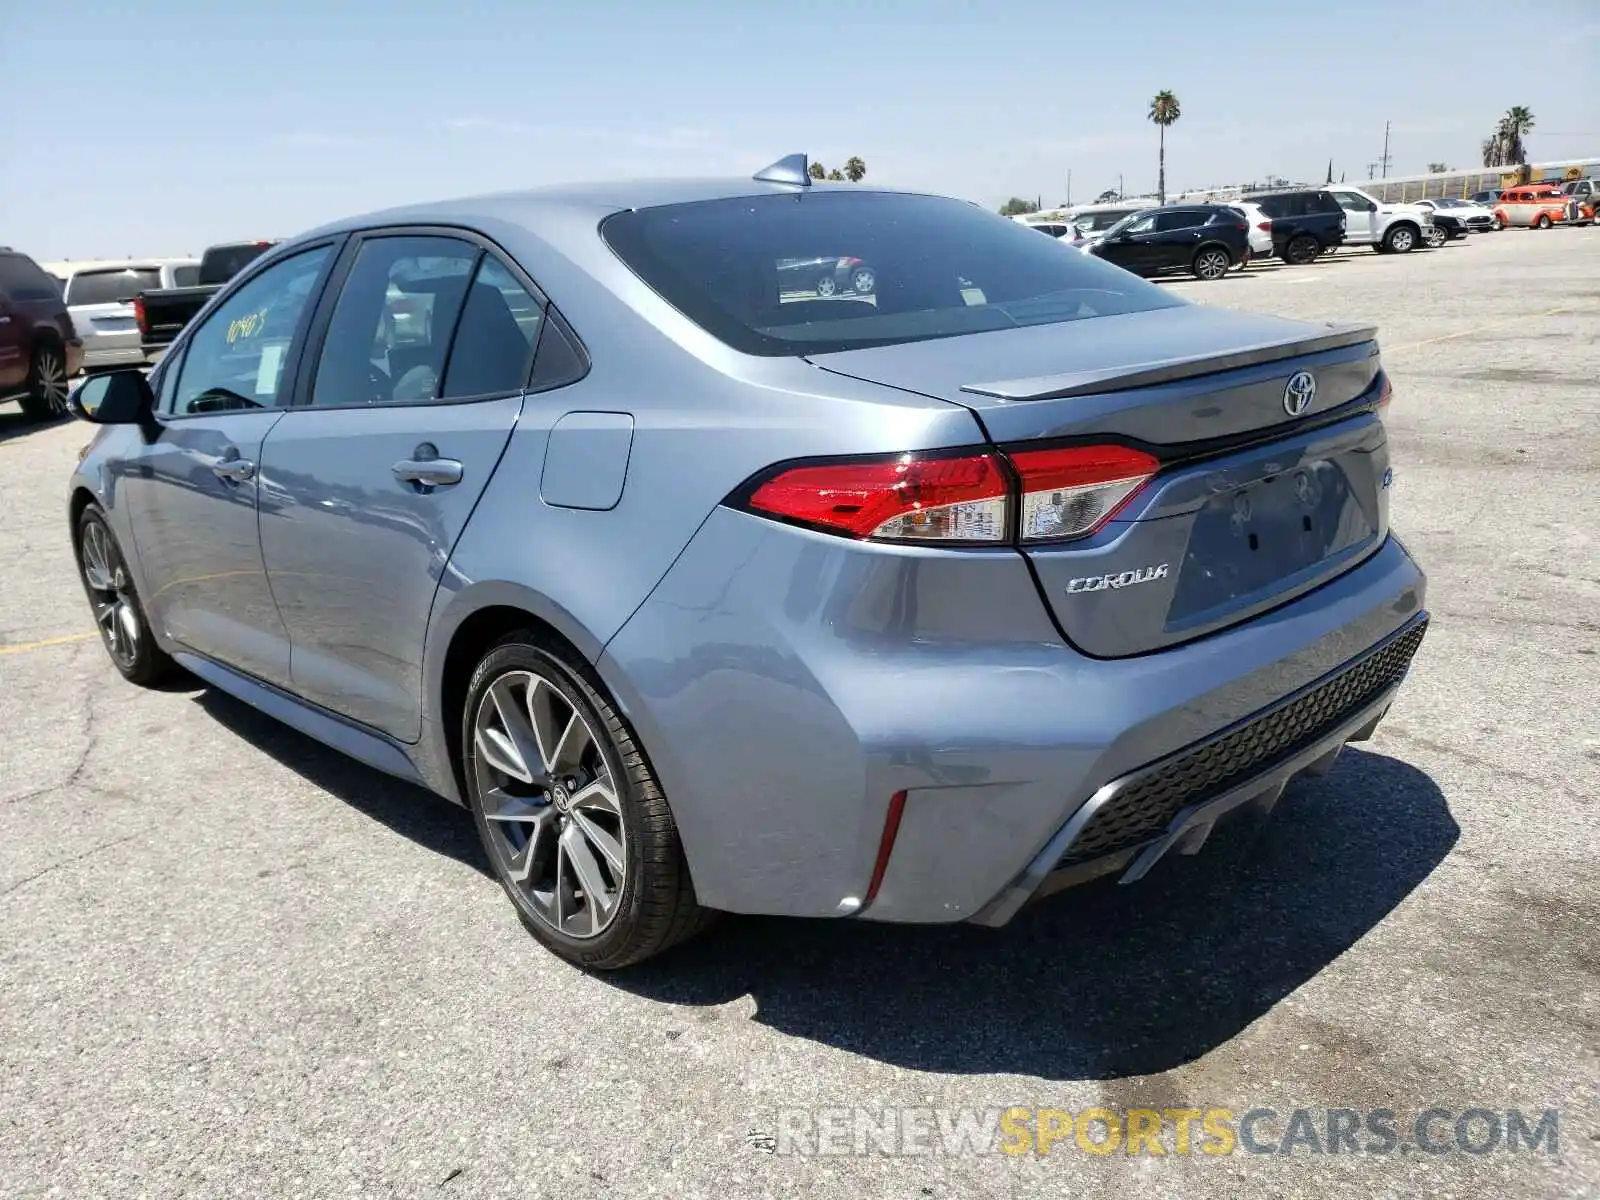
{"left": 1248, "top": 190, "right": 1347, "bottom": 264}
{"left": 0, "top": 248, "right": 83, "bottom": 421}
{"left": 1088, "top": 205, "right": 1251, "bottom": 280}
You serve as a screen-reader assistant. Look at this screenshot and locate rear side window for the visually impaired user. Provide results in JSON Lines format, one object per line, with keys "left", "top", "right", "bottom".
{"left": 1155, "top": 210, "right": 1205, "bottom": 231}
{"left": 172, "top": 265, "right": 200, "bottom": 287}
{"left": 66, "top": 268, "right": 161, "bottom": 306}
{"left": 0, "top": 254, "right": 61, "bottom": 302}
{"left": 603, "top": 191, "right": 1181, "bottom": 356}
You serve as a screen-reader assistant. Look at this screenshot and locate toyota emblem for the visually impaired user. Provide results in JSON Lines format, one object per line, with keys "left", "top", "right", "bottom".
{"left": 1283, "top": 371, "right": 1317, "bottom": 416}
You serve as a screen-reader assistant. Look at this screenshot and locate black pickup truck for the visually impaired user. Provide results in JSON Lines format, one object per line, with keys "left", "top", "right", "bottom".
{"left": 135, "top": 239, "right": 278, "bottom": 360}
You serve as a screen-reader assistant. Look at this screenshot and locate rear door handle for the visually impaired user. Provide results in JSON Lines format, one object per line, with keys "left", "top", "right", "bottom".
{"left": 392, "top": 443, "right": 463, "bottom": 489}
{"left": 211, "top": 449, "right": 255, "bottom": 483}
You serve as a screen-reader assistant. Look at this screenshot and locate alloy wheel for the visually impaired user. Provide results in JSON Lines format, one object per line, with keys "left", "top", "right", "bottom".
{"left": 1390, "top": 228, "right": 1415, "bottom": 252}
{"left": 815, "top": 276, "right": 838, "bottom": 297}
{"left": 36, "top": 349, "right": 68, "bottom": 416}
{"left": 472, "top": 669, "right": 626, "bottom": 939}
{"left": 1195, "top": 249, "right": 1229, "bottom": 280}
{"left": 80, "top": 521, "right": 139, "bottom": 669}
{"left": 851, "top": 268, "right": 875, "bottom": 294}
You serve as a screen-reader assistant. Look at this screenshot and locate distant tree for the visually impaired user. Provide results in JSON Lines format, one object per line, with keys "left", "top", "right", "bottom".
{"left": 843, "top": 156, "right": 867, "bottom": 182}
{"left": 1481, "top": 106, "right": 1535, "bottom": 167}
{"left": 1148, "top": 90, "right": 1181, "bottom": 204}
{"left": 1427, "top": 161, "right": 1450, "bottom": 173}
{"left": 1095, "top": 187, "right": 1120, "bottom": 203}
{"left": 999, "top": 197, "right": 1040, "bottom": 216}
{"left": 808, "top": 160, "right": 827, "bottom": 180}
{"left": 827, "top": 168, "right": 844, "bottom": 180}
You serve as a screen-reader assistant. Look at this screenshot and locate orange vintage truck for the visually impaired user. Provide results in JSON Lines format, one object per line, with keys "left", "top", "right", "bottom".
{"left": 1493, "top": 183, "right": 1595, "bottom": 229}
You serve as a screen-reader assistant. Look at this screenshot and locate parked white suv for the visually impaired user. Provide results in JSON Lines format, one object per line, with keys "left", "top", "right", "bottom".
{"left": 1325, "top": 186, "right": 1436, "bottom": 254}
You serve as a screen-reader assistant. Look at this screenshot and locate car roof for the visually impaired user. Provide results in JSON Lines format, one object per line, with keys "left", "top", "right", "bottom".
{"left": 300, "top": 178, "right": 932, "bottom": 241}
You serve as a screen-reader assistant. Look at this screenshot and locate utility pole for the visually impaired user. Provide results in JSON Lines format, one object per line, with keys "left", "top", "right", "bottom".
{"left": 1118, "top": 173, "right": 1124, "bottom": 199}
{"left": 1066, "top": 169, "right": 1072, "bottom": 206}
{"left": 1380, "top": 120, "right": 1393, "bottom": 179}
{"left": 1367, "top": 160, "right": 1379, "bottom": 180}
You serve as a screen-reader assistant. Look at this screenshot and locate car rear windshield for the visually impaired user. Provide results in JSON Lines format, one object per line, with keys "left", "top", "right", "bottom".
{"left": 66, "top": 268, "right": 161, "bottom": 306}
{"left": 602, "top": 192, "right": 1184, "bottom": 356}
{"left": 200, "top": 243, "right": 273, "bottom": 285}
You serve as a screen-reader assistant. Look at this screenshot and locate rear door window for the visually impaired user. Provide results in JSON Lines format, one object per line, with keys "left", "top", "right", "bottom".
{"left": 66, "top": 268, "right": 162, "bottom": 306}
{"left": 1155, "top": 210, "right": 1206, "bottom": 231}
{"left": 439, "top": 257, "right": 543, "bottom": 398}
{"left": 310, "top": 236, "right": 479, "bottom": 407}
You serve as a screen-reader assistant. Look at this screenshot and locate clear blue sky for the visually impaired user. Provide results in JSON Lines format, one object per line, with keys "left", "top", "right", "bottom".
{"left": 3, "top": 0, "right": 1596, "bottom": 260}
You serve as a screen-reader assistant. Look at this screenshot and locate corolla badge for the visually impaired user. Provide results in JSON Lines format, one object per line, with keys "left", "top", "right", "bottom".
{"left": 1283, "top": 370, "right": 1317, "bottom": 416}
{"left": 1067, "top": 563, "right": 1170, "bottom": 594}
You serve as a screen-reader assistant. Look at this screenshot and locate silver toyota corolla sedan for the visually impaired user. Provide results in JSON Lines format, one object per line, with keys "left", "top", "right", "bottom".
{"left": 66, "top": 156, "right": 1428, "bottom": 969}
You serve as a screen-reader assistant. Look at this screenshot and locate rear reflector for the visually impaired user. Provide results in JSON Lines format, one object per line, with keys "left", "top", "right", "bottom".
{"left": 746, "top": 452, "right": 1009, "bottom": 542}
{"left": 1009, "top": 445, "right": 1160, "bottom": 541}
{"left": 864, "top": 790, "right": 907, "bottom": 904}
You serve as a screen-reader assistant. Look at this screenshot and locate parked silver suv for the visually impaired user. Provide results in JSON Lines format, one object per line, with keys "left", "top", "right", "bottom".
{"left": 53, "top": 260, "right": 199, "bottom": 370}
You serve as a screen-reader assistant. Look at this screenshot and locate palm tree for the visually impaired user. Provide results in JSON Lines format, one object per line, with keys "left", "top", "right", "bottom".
{"left": 1502, "top": 106, "right": 1535, "bottom": 163}
{"left": 808, "top": 160, "right": 827, "bottom": 181}
{"left": 827, "top": 168, "right": 844, "bottom": 181}
{"left": 1481, "top": 106, "right": 1535, "bottom": 168}
{"left": 843, "top": 156, "right": 867, "bottom": 182}
{"left": 1148, "top": 91, "right": 1181, "bottom": 204}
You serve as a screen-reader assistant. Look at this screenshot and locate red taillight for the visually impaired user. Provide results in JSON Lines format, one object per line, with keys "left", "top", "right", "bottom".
{"left": 1257, "top": 220, "right": 1272, "bottom": 232}
{"left": 742, "top": 443, "right": 1160, "bottom": 545}
{"left": 1376, "top": 374, "right": 1393, "bottom": 413}
{"left": 1008, "top": 444, "right": 1160, "bottom": 541}
{"left": 746, "top": 452, "right": 1010, "bottom": 543}
{"left": 132, "top": 295, "right": 147, "bottom": 334}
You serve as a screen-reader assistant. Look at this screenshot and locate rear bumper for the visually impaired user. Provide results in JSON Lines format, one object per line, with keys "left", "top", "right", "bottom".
{"left": 970, "top": 614, "right": 1426, "bottom": 925}
{"left": 601, "top": 507, "right": 1428, "bottom": 923}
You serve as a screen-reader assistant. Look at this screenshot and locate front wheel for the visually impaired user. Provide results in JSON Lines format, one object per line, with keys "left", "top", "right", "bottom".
{"left": 1423, "top": 226, "right": 1448, "bottom": 249}
{"left": 17, "top": 344, "right": 69, "bottom": 421}
{"left": 76, "top": 506, "right": 178, "bottom": 685}
{"left": 462, "top": 635, "right": 711, "bottom": 969}
{"left": 1191, "top": 246, "right": 1231, "bottom": 281}
{"left": 1535, "top": 213, "right": 1552, "bottom": 230}
{"left": 814, "top": 275, "right": 838, "bottom": 297}
{"left": 1494, "top": 213, "right": 1508, "bottom": 230}
{"left": 1384, "top": 224, "right": 1418, "bottom": 253}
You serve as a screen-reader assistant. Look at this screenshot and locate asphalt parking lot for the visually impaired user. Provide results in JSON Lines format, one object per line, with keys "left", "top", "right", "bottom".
{"left": 2, "top": 229, "right": 1596, "bottom": 1199}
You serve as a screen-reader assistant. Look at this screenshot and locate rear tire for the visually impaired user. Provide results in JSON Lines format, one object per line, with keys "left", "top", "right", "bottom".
{"left": 1191, "top": 246, "right": 1231, "bottom": 281}
{"left": 75, "top": 505, "right": 178, "bottom": 686}
{"left": 461, "top": 633, "right": 713, "bottom": 970}
{"left": 17, "top": 344, "right": 69, "bottom": 421}
{"left": 1283, "top": 234, "right": 1319, "bottom": 265}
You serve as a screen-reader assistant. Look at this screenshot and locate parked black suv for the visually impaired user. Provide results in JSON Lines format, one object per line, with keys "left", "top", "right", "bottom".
{"left": 0, "top": 248, "right": 83, "bottom": 421}
{"left": 1088, "top": 205, "right": 1251, "bottom": 281}
{"left": 1247, "top": 189, "right": 1347, "bottom": 264}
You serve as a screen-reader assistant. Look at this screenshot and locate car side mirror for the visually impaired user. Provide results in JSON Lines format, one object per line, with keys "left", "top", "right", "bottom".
{"left": 69, "top": 370, "right": 155, "bottom": 425}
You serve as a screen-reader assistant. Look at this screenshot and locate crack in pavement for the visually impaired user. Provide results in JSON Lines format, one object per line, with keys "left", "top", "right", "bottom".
{"left": 0, "top": 832, "right": 137, "bottom": 898}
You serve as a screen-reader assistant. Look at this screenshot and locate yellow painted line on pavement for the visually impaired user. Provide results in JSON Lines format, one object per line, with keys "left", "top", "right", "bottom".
{"left": 1384, "top": 305, "right": 1576, "bottom": 354}
{"left": 0, "top": 632, "right": 97, "bottom": 656}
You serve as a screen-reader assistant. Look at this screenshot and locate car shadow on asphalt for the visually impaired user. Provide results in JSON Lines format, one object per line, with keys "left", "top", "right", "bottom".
{"left": 190, "top": 686, "right": 489, "bottom": 875}
{"left": 0, "top": 406, "right": 68, "bottom": 445}
{"left": 614, "top": 746, "right": 1456, "bottom": 1081}
{"left": 186, "top": 683, "right": 1454, "bottom": 1081}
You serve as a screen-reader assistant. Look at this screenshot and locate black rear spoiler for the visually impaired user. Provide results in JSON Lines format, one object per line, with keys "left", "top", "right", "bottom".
{"left": 961, "top": 322, "right": 1380, "bottom": 402}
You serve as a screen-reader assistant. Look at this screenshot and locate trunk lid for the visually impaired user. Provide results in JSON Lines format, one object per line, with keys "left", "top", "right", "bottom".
{"left": 808, "top": 306, "right": 1391, "bottom": 657}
